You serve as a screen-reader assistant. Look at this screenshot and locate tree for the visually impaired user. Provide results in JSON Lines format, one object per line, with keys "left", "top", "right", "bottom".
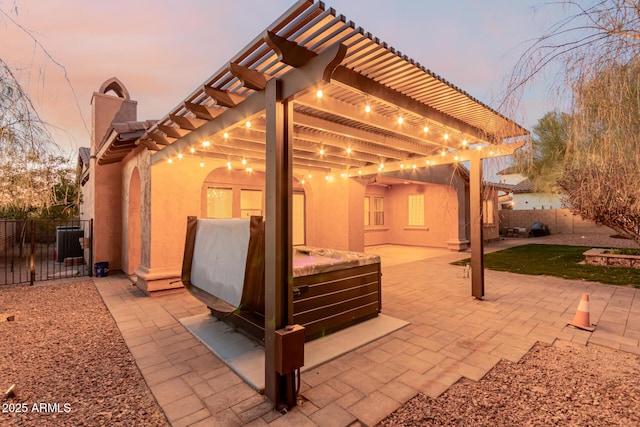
{"left": 1, "top": 6, "right": 80, "bottom": 219}
{"left": 506, "top": 1, "right": 640, "bottom": 245}
{"left": 513, "top": 111, "right": 570, "bottom": 193}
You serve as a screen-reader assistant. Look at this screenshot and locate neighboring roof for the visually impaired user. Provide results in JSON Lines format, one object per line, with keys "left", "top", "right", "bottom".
{"left": 141, "top": 0, "right": 528, "bottom": 175}
{"left": 497, "top": 165, "right": 522, "bottom": 175}
{"left": 78, "top": 147, "right": 90, "bottom": 167}
{"left": 97, "top": 120, "right": 157, "bottom": 165}
{"left": 511, "top": 178, "right": 534, "bottom": 193}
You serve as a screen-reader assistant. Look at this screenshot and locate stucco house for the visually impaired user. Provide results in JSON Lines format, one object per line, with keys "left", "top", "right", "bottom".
{"left": 496, "top": 166, "right": 562, "bottom": 210}
{"left": 78, "top": 1, "right": 526, "bottom": 297}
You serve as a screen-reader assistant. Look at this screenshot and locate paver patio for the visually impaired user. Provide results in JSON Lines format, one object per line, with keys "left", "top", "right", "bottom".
{"left": 94, "top": 239, "right": 640, "bottom": 426}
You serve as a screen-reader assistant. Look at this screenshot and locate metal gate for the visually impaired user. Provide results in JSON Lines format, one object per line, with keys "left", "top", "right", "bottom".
{"left": 1, "top": 219, "right": 93, "bottom": 285}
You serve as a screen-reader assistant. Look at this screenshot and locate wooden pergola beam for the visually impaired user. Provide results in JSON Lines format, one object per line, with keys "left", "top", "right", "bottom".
{"left": 158, "top": 124, "right": 187, "bottom": 139}
{"left": 203, "top": 87, "right": 247, "bottom": 108}
{"left": 169, "top": 114, "right": 207, "bottom": 131}
{"left": 184, "top": 102, "right": 222, "bottom": 121}
{"left": 137, "top": 138, "right": 161, "bottom": 151}
{"left": 148, "top": 132, "right": 173, "bottom": 146}
{"left": 265, "top": 30, "right": 317, "bottom": 67}
{"left": 332, "top": 66, "right": 495, "bottom": 143}
{"left": 229, "top": 62, "right": 268, "bottom": 91}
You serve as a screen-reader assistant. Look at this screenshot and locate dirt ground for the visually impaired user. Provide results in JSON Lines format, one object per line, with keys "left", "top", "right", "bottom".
{"left": 0, "top": 280, "right": 168, "bottom": 427}
{"left": 377, "top": 340, "right": 640, "bottom": 426}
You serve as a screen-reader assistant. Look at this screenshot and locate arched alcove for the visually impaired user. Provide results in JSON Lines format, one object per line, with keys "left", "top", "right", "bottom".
{"left": 127, "top": 167, "right": 142, "bottom": 275}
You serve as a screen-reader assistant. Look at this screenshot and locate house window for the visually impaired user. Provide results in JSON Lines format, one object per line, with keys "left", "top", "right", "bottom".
{"left": 408, "top": 194, "right": 425, "bottom": 226}
{"left": 372, "top": 196, "right": 384, "bottom": 226}
{"left": 483, "top": 199, "right": 495, "bottom": 225}
{"left": 240, "top": 189, "right": 262, "bottom": 218}
{"left": 364, "top": 196, "right": 370, "bottom": 226}
{"left": 207, "top": 187, "right": 232, "bottom": 218}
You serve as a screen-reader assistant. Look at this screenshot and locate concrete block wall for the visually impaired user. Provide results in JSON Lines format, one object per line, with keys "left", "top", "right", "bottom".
{"left": 500, "top": 208, "right": 615, "bottom": 235}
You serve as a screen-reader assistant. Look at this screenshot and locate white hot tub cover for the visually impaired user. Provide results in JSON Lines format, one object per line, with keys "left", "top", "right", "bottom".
{"left": 190, "top": 218, "right": 250, "bottom": 308}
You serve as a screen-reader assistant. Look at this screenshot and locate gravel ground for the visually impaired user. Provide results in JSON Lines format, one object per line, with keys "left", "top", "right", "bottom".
{"left": 378, "top": 340, "right": 640, "bottom": 426}
{"left": 0, "top": 280, "right": 168, "bottom": 427}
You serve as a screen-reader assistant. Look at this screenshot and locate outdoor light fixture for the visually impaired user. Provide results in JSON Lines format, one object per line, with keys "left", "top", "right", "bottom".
{"left": 346, "top": 147, "right": 352, "bottom": 154}
{"left": 423, "top": 125, "right": 429, "bottom": 133}
{"left": 319, "top": 148, "right": 325, "bottom": 155}
{"left": 426, "top": 159, "right": 431, "bottom": 165}
{"left": 412, "top": 164, "right": 416, "bottom": 169}
{"left": 226, "top": 161, "right": 232, "bottom": 170}
{"left": 200, "top": 160, "right": 205, "bottom": 168}
{"left": 308, "top": 173, "right": 312, "bottom": 179}
{"left": 477, "top": 146, "right": 482, "bottom": 151}
{"left": 246, "top": 167, "right": 253, "bottom": 172}
{"left": 202, "top": 140, "right": 211, "bottom": 147}
{"left": 168, "top": 157, "right": 173, "bottom": 164}
{"left": 224, "top": 132, "right": 229, "bottom": 139}
{"left": 462, "top": 140, "right": 468, "bottom": 147}
{"left": 242, "top": 158, "right": 247, "bottom": 165}
{"left": 379, "top": 162, "right": 384, "bottom": 168}
{"left": 301, "top": 179, "right": 305, "bottom": 184}
{"left": 444, "top": 133, "right": 449, "bottom": 140}
{"left": 316, "top": 89, "right": 323, "bottom": 98}
{"left": 246, "top": 121, "right": 251, "bottom": 128}
{"left": 400, "top": 164, "right": 405, "bottom": 169}
{"left": 454, "top": 155, "right": 459, "bottom": 161}
{"left": 358, "top": 170, "right": 362, "bottom": 175}
{"left": 364, "top": 96, "right": 371, "bottom": 113}
{"left": 397, "top": 116, "right": 404, "bottom": 124}
{"left": 190, "top": 147, "right": 195, "bottom": 154}
{"left": 441, "top": 150, "right": 446, "bottom": 156}
{"left": 178, "top": 153, "right": 183, "bottom": 159}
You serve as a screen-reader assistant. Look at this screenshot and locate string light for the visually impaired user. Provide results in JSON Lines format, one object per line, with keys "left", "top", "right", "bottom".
{"left": 423, "top": 125, "right": 429, "bottom": 133}
{"left": 177, "top": 153, "right": 183, "bottom": 159}
{"left": 246, "top": 167, "right": 253, "bottom": 172}
{"left": 365, "top": 103, "right": 371, "bottom": 113}
{"left": 226, "top": 161, "right": 232, "bottom": 170}
{"left": 308, "top": 173, "right": 312, "bottom": 179}
{"left": 397, "top": 116, "right": 404, "bottom": 124}
{"left": 379, "top": 162, "right": 384, "bottom": 169}
{"left": 358, "top": 170, "right": 362, "bottom": 175}
{"left": 245, "top": 121, "right": 251, "bottom": 128}
{"left": 241, "top": 158, "right": 247, "bottom": 165}
{"left": 441, "top": 150, "right": 446, "bottom": 156}
{"left": 426, "top": 159, "right": 431, "bottom": 165}
{"left": 190, "top": 147, "right": 195, "bottom": 154}
{"left": 400, "top": 164, "right": 405, "bottom": 169}
{"left": 412, "top": 164, "right": 416, "bottom": 169}
{"left": 200, "top": 160, "right": 205, "bottom": 168}
{"left": 454, "top": 155, "right": 459, "bottom": 162}
{"left": 202, "top": 140, "right": 211, "bottom": 147}
{"left": 223, "top": 132, "right": 229, "bottom": 139}
{"left": 346, "top": 147, "right": 352, "bottom": 154}
{"left": 167, "top": 157, "right": 173, "bottom": 164}
{"left": 319, "top": 148, "right": 325, "bottom": 156}
{"left": 443, "top": 133, "right": 449, "bottom": 140}
{"left": 462, "top": 139, "right": 468, "bottom": 147}
{"left": 316, "top": 89, "right": 323, "bottom": 99}
{"left": 301, "top": 179, "right": 305, "bottom": 184}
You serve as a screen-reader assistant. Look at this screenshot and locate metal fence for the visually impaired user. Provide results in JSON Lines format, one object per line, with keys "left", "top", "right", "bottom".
{"left": 1, "top": 219, "right": 93, "bottom": 285}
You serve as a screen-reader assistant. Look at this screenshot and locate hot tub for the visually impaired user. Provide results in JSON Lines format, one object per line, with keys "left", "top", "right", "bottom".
{"left": 181, "top": 216, "right": 381, "bottom": 342}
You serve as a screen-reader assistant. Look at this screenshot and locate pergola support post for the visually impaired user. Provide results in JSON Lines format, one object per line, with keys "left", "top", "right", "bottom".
{"left": 470, "top": 151, "right": 484, "bottom": 299}
{"left": 264, "top": 78, "right": 294, "bottom": 409}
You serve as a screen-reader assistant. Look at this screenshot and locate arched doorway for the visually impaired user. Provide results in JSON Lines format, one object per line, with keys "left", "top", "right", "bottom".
{"left": 127, "top": 168, "right": 142, "bottom": 275}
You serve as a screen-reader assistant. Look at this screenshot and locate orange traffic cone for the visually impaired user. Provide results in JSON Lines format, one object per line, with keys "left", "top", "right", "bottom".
{"left": 568, "top": 294, "right": 595, "bottom": 331}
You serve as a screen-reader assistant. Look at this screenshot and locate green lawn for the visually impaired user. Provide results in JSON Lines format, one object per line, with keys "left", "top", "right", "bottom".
{"left": 452, "top": 244, "right": 640, "bottom": 288}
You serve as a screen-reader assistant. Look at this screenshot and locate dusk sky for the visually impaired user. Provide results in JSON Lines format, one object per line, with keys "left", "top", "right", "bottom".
{"left": 1, "top": 0, "right": 570, "bottom": 158}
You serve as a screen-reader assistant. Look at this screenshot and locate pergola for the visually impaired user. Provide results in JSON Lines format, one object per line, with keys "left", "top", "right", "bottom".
{"left": 137, "top": 0, "right": 528, "bottom": 408}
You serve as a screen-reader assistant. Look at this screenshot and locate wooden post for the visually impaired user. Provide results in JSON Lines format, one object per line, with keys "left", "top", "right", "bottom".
{"left": 264, "top": 78, "right": 293, "bottom": 409}
{"left": 469, "top": 151, "right": 484, "bottom": 299}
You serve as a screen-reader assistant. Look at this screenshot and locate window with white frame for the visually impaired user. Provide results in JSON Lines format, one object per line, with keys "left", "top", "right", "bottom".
{"left": 408, "top": 194, "right": 425, "bottom": 226}
{"left": 372, "top": 196, "right": 384, "bottom": 225}
{"left": 240, "top": 189, "right": 262, "bottom": 218}
{"left": 483, "top": 199, "right": 495, "bottom": 225}
{"left": 207, "top": 187, "right": 233, "bottom": 218}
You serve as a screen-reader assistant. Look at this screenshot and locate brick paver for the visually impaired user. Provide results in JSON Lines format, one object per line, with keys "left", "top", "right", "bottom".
{"left": 93, "top": 236, "right": 640, "bottom": 426}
